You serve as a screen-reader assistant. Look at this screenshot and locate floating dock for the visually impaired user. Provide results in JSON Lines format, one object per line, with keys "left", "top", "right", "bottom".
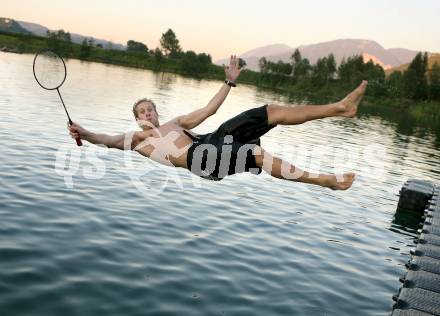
{"left": 392, "top": 179, "right": 440, "bottom": 316}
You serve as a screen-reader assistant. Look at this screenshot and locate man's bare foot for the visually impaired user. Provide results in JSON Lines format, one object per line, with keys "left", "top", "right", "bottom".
{"left": 323, "top": 172, "right": 356, "bottom": 190}
{"left": 336, "top": 80, "right": 368, "bottom": 118}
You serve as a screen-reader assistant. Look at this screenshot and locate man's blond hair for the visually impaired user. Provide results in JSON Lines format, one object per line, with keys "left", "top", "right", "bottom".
{"left": 132, "top": 98, "right": 158, "bottom": 118}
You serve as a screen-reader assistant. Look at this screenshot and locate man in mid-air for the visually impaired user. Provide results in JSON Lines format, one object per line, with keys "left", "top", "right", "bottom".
{"left": 69, "top": 55, "right": 368, "bottom": 190}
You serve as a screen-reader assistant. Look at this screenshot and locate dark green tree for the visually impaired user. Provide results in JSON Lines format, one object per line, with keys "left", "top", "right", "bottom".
{"left": 337, "top": 55, "right": 364, "bottom": 86}
{"left": 180, "top": 51, "right": 212, "bottom": 75}
{"left": 290, "top": 49, "right": 311, "bottom": 83}
{"left": 258, "top": 57, "right": 273, "bottom": 84}
{"left": 79, "top": 38, "right": 92, "bottom": 58}
{"left": 312, "top": 56, "right": 329, "bottom": 87}
{"left": 291, "top": 49, "right": 302, "bottom": 64}
{"left": 127, "top": 40, "right": 149, "bottom": 53}
{"left": 257, "top": 58, "right": 293, "bottom": 86}
{"left": 259, "top": 57, "right": 268, "bottom": 73}
{"left": 160, "top": 29, "right": 181, "bottom": 57}
{"left": 386, "top": 71, "right": 404, "bottom": 98}
{"left": 57, "top": 30, "right": 71, "bottom": 42}
{"left": 153, "top": 47, "right": 164, "bottom": 64}
{"left": 47, "top": 30, "right": 71, "bottom": 42}
{"left": 46, "top": 30, "right": 60, "bottom": 53}
{"left": 363, "top": 61, "right": 386, "bottom": 97}
{"left": 312, "top": 57, "right": 324, "bottom": 86}
{"left": 429, "top": 62, "right": 440, "bottom": 101}
{"left": 403, "top": 52, "right": 428, "bottom": 100}
{"left": 326, "top": 53, "right": 336, "bottom": 81}
{"left": 337, "top": 55, "right": 386, "bottom": 96}
{"left": 310, "top": 53, "right": 337, "bottom": 87}
{"left": 275, "top": 60, "right": 293, "bottom": 76}
{"left": 46, "top": 29, "right": 71, "bottom": 55}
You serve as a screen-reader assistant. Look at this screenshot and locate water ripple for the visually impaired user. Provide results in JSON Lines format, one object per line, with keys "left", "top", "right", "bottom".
{"left": 1, "top": 52, "right": 439, "bottom": 316}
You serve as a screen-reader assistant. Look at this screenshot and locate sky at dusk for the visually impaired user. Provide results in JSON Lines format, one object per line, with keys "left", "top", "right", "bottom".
{"left": 2, "top": 0, "right": 439, "bottom": 60}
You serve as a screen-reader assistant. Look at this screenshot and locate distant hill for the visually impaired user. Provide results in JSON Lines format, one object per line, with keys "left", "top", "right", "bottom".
{"left": 15, "top": 20, "right": 48, "bottom": 36}
{"left": 240, "top": 44, "right": 292, "bottom": 58}
{"left": 0, "top": 17, "right": 31, "bottom": 35}
{"left": 223, "top": 44, "right": 292, "bottom": 70}
{"left": 386, "top": 48, "right": 422, "bottom": 65}
{"left": 0, "top": 17, "right": 125, "bottom": 50}
{"left": 17, "top": 19, "right": 126, "bottom": 50}
{"left": 386, "top": 53, "right": 440, "bottom": 75}
{"left": 216, "top": 39, "right": 421, "bottom": 71}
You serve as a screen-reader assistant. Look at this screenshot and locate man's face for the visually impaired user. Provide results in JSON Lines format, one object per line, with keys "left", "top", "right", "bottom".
{"left": 136, "top": 101, "right": 159, "bottom": 128}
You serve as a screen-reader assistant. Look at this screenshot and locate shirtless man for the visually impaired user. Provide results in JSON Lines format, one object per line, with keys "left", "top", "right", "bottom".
{"left": 68, "top": 55, "right": 368, "bottom": 190}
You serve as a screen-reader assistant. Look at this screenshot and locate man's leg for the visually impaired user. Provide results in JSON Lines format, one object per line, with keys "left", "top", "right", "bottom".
{"left": 267, "top": 81, "right": 368, "bottom": 126}
{"left": 253, "top": 146, "right": 355, "bottom": 190}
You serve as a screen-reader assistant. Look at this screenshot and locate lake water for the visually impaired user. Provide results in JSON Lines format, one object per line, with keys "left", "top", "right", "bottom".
{"left": 1, "top": 52, "right": 440, "bottom": 316}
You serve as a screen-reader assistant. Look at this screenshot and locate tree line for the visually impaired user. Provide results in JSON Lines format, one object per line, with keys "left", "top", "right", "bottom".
{"left": 1, "top": 28, "right": 439, "bottom": 102}
{"left": 28, "top": 28, "right": 214, "bottom": 77}
{"left": 258, "top": 49, "right": 440, "bottom": 101}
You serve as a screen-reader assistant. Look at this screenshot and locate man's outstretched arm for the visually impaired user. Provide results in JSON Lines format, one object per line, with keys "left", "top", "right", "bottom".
{"left": 68, "top": 122, "right": 147, "bottom": 150}
{"left": 176, "top": 55, "right": 244, "bottom": 130}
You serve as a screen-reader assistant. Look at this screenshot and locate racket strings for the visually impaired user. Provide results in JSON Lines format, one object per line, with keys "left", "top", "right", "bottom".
{"left": 33, "top": 52, "right": 66, "bottom": 90}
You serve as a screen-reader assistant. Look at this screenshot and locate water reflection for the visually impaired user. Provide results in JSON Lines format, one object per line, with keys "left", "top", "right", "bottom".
{"left": 1, "top": 51, "right": 440, "bottom": 316}
{"left": 153, "top": 72, "right": 178, "bottom": 91}
{"left": 359, "top": 104, "right": 440, "bottom": 146}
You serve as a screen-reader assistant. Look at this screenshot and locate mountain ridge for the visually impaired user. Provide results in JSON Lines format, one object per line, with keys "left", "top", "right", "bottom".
{"left": 17, "top": 19, "right": 125, "bottom": 50}
{"left": 0, "top": 17, "right": 31, "bottom": 35}
{"left": 0, "top": 17, "right": 125, "bottom": 50}
{"left": 216, "top": 39, "right": 424, "bottom": 71}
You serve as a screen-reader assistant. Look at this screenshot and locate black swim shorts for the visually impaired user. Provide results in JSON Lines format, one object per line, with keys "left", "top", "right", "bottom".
{"left": 185, "top": 104, "right": 276, "bottom": 181}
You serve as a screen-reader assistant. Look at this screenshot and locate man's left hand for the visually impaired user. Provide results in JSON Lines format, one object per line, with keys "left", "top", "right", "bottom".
{"left": 224, "top": 55, "right": 244, "bottom": 83}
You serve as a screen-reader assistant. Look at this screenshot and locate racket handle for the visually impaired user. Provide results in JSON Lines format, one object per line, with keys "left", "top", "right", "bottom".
{"left": 75, "top": 136, "right": 83, "bottom": 146}
{"left": 68, "top": 120, "right": 83, "bottom": 146}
